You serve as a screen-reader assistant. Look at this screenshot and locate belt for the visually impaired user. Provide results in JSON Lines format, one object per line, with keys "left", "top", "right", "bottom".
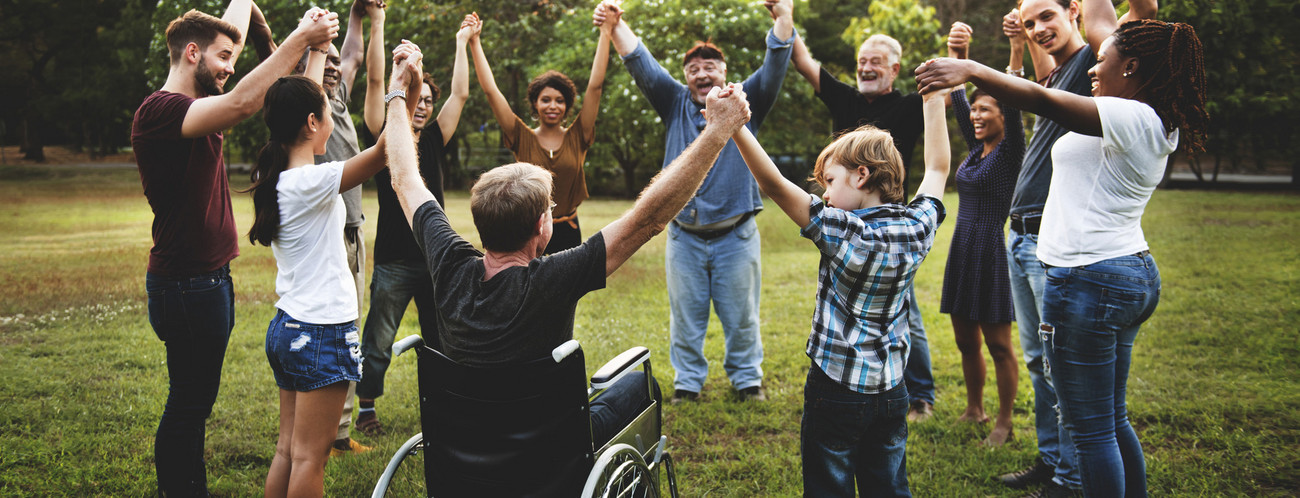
{"left": 675, "top": 212, "right": 753, "bottom": 240}
{"left": 1009, "top": 212, "right": 1041, "bottom": 235}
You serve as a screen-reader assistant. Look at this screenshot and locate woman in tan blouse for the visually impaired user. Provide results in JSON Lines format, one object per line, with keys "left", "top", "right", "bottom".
{"left": 468, "top": 11, "right": 612, "bottom": 253}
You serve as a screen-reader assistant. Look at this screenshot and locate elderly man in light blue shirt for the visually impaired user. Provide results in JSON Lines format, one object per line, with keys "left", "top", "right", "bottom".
{"left": 594, "top": 0, "right": 794, "bottom": 402}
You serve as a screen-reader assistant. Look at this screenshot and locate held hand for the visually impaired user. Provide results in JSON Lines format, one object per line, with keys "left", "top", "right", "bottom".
{"left": 914, "top": 57, "right": 975, "bottom": 95}
{"left": 1003, "top": 9, "right": 1025, "bottom": 41}
{"left": 298, "top": 8, "right": 340, "bottom": 48}
{"left": 948, "top": 22, "right": 972, "bottom": 59}
{"left": 764, "top": 0, "right": 792, "bottom": 21}
{"left": 390, "top": 40, "right": 423, "bottom": 92}
{"left": 457, "top": 13, "right": 481, "bottom": 42}
{"left": 597, "top": 2, "right": 623, "bottom": 35}
{"left": 593, "top": 1, "right": 620, "bottom": 28}
{"left": 703, "top": 83, "right": 751, "bottom": 135}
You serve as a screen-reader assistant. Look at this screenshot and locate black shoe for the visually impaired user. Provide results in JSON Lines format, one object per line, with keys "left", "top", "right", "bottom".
{"left": 1023, "top": 481, "right": 1082, "bottom": 498}
{"left": 738, "top": 386, "right": 767, "bottom": 402}
{"left": 999, "top": 458, "right": 1054, "bottom": 489}
{"left": 670, "top": 389, "right": 699, "bottom": 404}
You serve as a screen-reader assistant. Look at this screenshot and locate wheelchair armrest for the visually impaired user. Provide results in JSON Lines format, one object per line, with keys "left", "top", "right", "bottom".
{"left": 552, "top": 339, "right": 581, "bottom": 363}
{"left": 590, "top": 346, "right": 650, "bottom": 390}
{"left": 392, "top": 335, "right": 424, "bottom": 358}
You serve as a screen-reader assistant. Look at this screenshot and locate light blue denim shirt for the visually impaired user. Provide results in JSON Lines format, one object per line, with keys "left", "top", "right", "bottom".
{"left": 621, "top": 29, "right": 794, "bottom": 225}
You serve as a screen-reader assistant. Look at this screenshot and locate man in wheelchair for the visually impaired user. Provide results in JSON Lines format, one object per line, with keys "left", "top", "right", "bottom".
{"left": 381, "top": 46, "right": 753, "bottom": 493}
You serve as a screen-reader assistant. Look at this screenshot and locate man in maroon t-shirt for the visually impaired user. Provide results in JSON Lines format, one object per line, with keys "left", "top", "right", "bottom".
{"left": 131, "top": 2, "right": 337, "bottom": 495}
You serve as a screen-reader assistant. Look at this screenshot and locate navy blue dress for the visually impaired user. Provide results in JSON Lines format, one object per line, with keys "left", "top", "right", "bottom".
{"left": 939, "top": 88, "right": 1022, "bottom": 323}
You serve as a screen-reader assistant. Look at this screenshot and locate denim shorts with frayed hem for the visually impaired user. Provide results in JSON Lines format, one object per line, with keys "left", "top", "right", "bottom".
{"left": 265, "top": 309, "right": 362, "bottom": 391}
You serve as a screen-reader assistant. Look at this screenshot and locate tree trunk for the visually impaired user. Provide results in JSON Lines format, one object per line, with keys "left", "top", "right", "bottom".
{"left": 21, "top": 118, "right": 45, "bottom": 162}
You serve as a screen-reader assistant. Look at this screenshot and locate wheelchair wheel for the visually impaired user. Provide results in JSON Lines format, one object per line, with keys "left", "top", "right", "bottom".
{"left": 371, "top": 433, "right": 425, "bottom": 498}
{"left": 582, "top": 443, "right": 656, "bottom": 498}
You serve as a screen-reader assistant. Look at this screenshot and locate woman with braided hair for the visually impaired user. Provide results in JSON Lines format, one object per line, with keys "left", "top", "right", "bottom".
{"left": 916, "top": 0, "right": 1206, "bottom": 494}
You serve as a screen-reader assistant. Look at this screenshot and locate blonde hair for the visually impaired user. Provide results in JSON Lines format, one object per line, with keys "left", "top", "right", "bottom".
{"left": 812, "top": 125, "right": 906, "bottom": 204}
{"left": 470, "top": 163, "right": 554, "bottom": 252}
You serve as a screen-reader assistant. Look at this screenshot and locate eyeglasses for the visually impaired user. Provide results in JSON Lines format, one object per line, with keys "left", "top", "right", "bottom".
{"left": 549, "top": 201, "right": 557, "bottom": 215}
{"left": 418, "top": 97, "right": 435, "bottom": 107}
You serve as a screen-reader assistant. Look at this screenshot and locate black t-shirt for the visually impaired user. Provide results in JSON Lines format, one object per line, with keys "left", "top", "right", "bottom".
{"left": 412, "top": 200, "right": 607, "bottom": 366}
{"left": 361, "top": 124, "right": 445, "bottom": 264}
{"left": 816, "top": 67, "right": 924, "bottom": 191}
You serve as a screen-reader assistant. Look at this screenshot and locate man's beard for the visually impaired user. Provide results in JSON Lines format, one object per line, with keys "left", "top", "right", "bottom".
{"left": 195, "top": 56, "right": 225, "bottom": 97}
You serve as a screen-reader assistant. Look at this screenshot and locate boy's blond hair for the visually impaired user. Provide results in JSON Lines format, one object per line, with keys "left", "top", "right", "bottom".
{"left": 470, "top": 163, "right": 554, "bottom": 252}
{"left": 811, "top": 125, "right": 906, "bottom": 204}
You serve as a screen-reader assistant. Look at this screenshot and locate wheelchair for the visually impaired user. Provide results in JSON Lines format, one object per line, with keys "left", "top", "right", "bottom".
{"left": 372, "top": 335, "right": 678, "bottom": 497}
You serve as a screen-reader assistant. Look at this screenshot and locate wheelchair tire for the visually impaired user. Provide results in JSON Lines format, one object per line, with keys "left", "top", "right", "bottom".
{"left": 582, "top": 443, "right": 656, "bottom": 498}
{"left": 371, "top": 433, "right": 424, "bottom": 498}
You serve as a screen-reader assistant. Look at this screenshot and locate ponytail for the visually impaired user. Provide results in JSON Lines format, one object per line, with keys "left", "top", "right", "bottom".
{"left": 238, "top": 75, "right": 328, "bottom": 246}
{"left": 243, "top": 139, "right": 288, "bottom": 246}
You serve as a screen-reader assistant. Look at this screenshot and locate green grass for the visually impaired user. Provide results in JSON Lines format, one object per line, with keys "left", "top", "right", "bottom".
{"left": 1, "top": 165, "right": 1297, "bottom": 496}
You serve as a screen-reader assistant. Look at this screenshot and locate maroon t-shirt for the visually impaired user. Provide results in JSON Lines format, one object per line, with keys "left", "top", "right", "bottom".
{"left": 132, "top": 91, "right": 239, "bottom": 276}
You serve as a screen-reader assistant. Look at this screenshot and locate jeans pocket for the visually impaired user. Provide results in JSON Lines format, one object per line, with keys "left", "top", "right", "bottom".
{"left": 806, "top": 397, "right": 867, "bottom": 452}
{"left": 146, "top": 289, "right": 169, "bottom": 342}
{"left": 884, "top": 395, "right": 910, "bottom": 446}
{"left": 733, "top": 218, "right": 757, "bottom": 240}
{"left": 275, "top": 321, "right": 323, "bottom": 377}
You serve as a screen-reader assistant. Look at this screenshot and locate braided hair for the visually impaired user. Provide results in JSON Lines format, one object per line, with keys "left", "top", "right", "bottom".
{"left": 1112, "top": 19, "right": 1209, "bottom": 152}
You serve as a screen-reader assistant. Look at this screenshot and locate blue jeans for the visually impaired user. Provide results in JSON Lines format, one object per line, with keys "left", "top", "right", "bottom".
{"left": 146, "top": 264, "right": 235, "bottom": 497}
{"left": 665, "top": 218, "right": 763, "bottom": 392}
{"left": 1008, "top": 231, "right": 1080, "bottom": 487}
{"left": 1042, "top": 253, "right": 1159, "bottom": 498}
{"left": 357, "top": 259, "right": 439, "bottom": 400}
{"left": 802, "top": 364, "right": 910, "bottom": 497}
{"left": 902, "top": 286, "right": 935, "bottom": 405}
{"left": 589, "top": 371, "right": 662, "bottom": 448}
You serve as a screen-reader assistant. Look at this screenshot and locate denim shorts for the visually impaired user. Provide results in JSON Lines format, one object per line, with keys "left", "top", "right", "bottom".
{"left": 265, "top": 309, "right": 362, "bottom": 391}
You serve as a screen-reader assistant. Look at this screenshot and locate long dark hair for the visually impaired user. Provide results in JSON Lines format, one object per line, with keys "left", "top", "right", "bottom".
{"left": 1113, "top": 20, "right": 1209, "bottom": 152}
{"left": 243, "top": 75, "right": 327, "bottom": 246}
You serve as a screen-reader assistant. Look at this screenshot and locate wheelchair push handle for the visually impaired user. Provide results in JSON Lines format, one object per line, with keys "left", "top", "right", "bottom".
{"left": 590, "top": 346, "right": 650, "bottom": 390}
{"left": 392, "top": 335, "right": 424, "bottom": 358}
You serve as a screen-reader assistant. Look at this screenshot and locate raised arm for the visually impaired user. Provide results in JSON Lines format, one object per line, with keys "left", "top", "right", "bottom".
{"left": 468, "top": 14, "right": 518, "bottom": 137}
{"left": 575, "top": 28, "right": 613, "bottom": 139}
{"left": 435, "top": 14, "right": 477, "bottom": 145}
{"left": 182, "top": 8, "right": 339, "bottom": 138}
{"left": 914, "top": 88, "right": 951, "bottom": 200}
{"left": 248, "top": 2, "right": 277, "bottom": 61}
{"left": 790, "top": 33, "right": 822, "bottom": 93}
{"left": 767, "top": 0, "right": 794, "bottom": 43}
{"left": 220, "top": 0, "right": 254, "bottom": 64}
{"left": 336, "top": 0, "right": 368, "bottom": 93}
{"left": 388, "top": 48, "right": 438, "bottom": 226}
{"left": 345, "top": 41, "right": 422, "bottom": 194}
{"left": 600, "top": 85, "right": 751, "bottom": 276}
{"left": 304, "top": 40, "right": 328, "bottom": 85}
{"left": 362, "top": 1, "right": 386, "bottom": 135}
{"left": 915, "top": 57, "right": 1100, "bottom": 137}
{"left": 594, "top": 1, "right": 638, "bottom": 57}
{"left": 1004, "top": 9, "right": 1053, "bottom": 83}
{"left": 1118, "top": 0, "right": 1158, "bottom": 25}
{"left": 733, "top": 126, "right": 811, "bottom": 228}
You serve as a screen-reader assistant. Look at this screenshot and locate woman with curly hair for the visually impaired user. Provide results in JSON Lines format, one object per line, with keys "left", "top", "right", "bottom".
{"left": 468, "top": 11, "right": 613, "bottom": 254}
{"left": 916, "top": 0, "right": 1207, "bottom": 493}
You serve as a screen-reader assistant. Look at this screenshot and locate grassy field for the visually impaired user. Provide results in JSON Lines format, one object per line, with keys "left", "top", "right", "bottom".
{"left": 0, "top": 164, "right": 1297, "bottom": 496}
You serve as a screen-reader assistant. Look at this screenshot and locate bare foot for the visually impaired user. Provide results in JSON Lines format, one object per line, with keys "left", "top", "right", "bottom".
{"left": 956, "top": 408, "right": 990, "bottom": 424}
{"left": 983, "top": 423, "right": 1014, "bottom": 446}
{"left": 907, "top": 400, "right": 934, "bottom": 423}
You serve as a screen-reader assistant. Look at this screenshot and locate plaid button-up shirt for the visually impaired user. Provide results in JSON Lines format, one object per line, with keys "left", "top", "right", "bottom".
{"left": 799, "top": 194, "right": 945, "bottom": 394}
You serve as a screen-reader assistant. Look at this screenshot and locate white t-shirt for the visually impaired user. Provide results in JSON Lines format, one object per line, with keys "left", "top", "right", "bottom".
{"left": 1039, "top": 97, "right": 1178, "bottom": 267}
{"left": 272, "top": 161, "right": 357, "bottom": 324}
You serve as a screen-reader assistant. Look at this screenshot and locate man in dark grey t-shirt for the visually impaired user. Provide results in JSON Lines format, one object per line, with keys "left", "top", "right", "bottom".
{"left": 383, "top": 78, "right": 754, "bottom": 446}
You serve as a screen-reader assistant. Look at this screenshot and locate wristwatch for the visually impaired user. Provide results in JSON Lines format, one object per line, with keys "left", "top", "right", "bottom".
{"left": 384, "top": 89, "right": 406, "bottom": 104}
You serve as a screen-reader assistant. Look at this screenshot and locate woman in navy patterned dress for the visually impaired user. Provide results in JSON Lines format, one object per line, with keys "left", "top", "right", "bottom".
{"left": 941, "top": 83, "right": 1023, "bottom": 445}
